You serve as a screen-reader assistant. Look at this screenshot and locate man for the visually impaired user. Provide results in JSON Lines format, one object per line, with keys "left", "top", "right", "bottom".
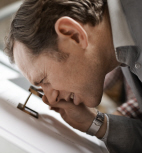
{"left": 4, "top": 0, "right": 142, "bottom": 152}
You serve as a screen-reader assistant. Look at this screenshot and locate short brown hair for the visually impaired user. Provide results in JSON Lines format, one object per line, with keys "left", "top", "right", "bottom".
{"left": 5, "top": 0, "right": 106, "bottom": 63}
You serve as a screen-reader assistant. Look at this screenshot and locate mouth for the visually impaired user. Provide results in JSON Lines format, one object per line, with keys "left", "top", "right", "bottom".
{"left": 70, "top": 93, "right": 80, "bottom": 105}
{"left": 57, "top": 92, "right": 81, "bottom": 105}
{"left": 70, "top": 92, "right": 74, "bottom": 101}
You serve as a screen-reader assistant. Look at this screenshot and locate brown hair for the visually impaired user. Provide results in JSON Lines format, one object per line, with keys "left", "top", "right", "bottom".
{"left": 5, "top": 0, "right": 106, "bottom": 63}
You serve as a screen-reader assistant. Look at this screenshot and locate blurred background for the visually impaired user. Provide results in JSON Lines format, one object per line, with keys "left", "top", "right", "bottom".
{"left": 0, "top": 0, "right": 18, "bottom": 49}
{"left": 0, "top": 0, "right": 32, "bottom": 90}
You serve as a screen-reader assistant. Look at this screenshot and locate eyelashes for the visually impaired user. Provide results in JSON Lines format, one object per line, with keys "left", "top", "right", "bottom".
{"left": 41, "top": 77, "right": 50, "bottom": 85}
{"left": 40, "top": 78, "right": 44, "bottom": 84}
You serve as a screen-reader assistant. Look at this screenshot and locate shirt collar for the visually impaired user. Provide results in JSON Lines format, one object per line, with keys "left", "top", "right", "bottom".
{"left": 107, "top": 0, "right": 136, "bottom": 65}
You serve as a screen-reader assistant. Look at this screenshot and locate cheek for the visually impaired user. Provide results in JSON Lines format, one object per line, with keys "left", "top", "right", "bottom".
{"left": 47, "top": 59, "right": 88, "bottom": 92}
{"left": 48, "top": 66, "right": 70, "bottom": 90}
{"left": 49, "top": 66, "right": 82, "bottom": 92}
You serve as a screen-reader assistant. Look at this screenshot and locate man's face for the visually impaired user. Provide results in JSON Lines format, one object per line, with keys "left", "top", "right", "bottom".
{"left": 13, "top": 39, "right": 106, "bottom": 108}
{"left": 14, "top": 14, "right": 116, "bottom": 108}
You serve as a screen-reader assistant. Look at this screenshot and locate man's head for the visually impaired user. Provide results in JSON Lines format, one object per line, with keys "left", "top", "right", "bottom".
{"left": 5, "top": 0, "right": 119, "bottom": 107}
{"left": 5, "top": 0, "right": 105, "bottom": 63}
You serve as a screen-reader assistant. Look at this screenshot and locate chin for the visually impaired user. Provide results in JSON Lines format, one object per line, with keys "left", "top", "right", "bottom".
{"left": 85, "top": 100, "right": 101, "bottom": 108}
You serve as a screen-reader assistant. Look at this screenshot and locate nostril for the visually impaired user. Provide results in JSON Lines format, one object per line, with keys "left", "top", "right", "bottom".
{"left": 56, "top": 96, "right": 58, "bottom": 102}
{"left": 55, "top": 91, "right": 59, "bottom": 102}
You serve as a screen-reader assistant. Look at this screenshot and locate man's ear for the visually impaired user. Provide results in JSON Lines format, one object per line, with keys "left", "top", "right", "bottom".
{"left": 55, "top": 17, "right": 88, "bottom": 49}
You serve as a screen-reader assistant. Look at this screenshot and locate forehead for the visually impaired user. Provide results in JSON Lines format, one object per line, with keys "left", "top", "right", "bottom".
{"left": 13, "top": 41, "right": 33, "bottom": 71}
{"left": 13, "top": 41, "right": 44, "bottom": 83}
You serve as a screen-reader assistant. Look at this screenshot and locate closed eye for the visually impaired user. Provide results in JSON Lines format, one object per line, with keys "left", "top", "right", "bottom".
{"left": 34, "top": 78, "right": 44, "bottom": 86}
{"left": 40, "top": 78, "right": 44, "bottom": 84}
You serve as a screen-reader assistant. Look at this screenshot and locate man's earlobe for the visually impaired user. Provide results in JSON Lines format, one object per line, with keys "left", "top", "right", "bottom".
{"left": 55, "top": 17, "right": 88, "bottom": 49}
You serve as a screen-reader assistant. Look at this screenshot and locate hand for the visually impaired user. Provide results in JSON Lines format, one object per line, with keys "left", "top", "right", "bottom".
{"left": 42, "top": 95, "right": 96, "bottom": 132}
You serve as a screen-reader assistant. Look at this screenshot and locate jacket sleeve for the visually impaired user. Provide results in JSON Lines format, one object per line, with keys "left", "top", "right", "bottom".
{"left": 106, "top": 114, "right": 142, "bottom": 153}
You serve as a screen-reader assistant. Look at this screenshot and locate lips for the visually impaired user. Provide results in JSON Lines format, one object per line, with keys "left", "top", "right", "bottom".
{"left": 70, "top": 92, "right": 74, "bottom": 100}
{"left": 57, "top": 92, "right": 80, "bottom": 105}
{"left": 70, "top": 93, "right": 81, "bottom": 105}
{"left": 70, "top": 92, "right": 79, "bottom": 105}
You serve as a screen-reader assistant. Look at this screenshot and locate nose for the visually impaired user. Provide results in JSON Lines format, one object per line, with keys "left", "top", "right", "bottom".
{"left": 41, "top": 84, "right": 59, "bottom": 104}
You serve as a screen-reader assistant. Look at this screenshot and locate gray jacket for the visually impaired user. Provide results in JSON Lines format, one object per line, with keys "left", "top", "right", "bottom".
{"left": 107, "top": 0, "right": 142, "bottom": 152}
